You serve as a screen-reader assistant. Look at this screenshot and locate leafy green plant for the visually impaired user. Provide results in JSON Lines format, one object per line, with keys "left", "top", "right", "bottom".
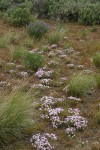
{"left": 48, "top": 26, "right": 66, "bottom": 45}
{"left": 5, "top": 6, "right": 31, "bottom": 26}
{"left": 79, "top": 3, "right": 100, "bottom": 25}
{"left": 27, "top": 21, "right": 48, "bottom": 39}
{"left": 23, "top": 52, "right": 44, "bottom": 70}
{"left": 0, "top": 89, "right": 33, "bottom": 146}
{"left": 93, "top": 52, "right": 100, "bottom": 68}
{"left": 0, "top": 0, "right": 13, "bottom": 11}
{"left": 68, "top": 73, "right": 95, "bottom": 97}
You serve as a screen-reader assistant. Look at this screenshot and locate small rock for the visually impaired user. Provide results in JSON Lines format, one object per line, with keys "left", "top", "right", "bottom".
{"left": 63, "top": 36, "right": 68, "bottom": 40}
{"left": 50, "top": 44, "right": 57, "bottom": 49}
{"left": 67, "top": 64, "right": 75, "bottom": 69}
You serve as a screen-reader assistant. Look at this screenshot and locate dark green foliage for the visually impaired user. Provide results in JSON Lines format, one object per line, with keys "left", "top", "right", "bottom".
{"left": 0, "top": 0, "right": 100, "bottom": 25}
{"left": 79, "top": 3, "right": 100, "bottom": 25}
{"left": 23, "top": 52, "right": 44, "bottom": 70}
{"left": 27, "top": 21, "right": 48, "bottom": 39}
{"left": 31, "top": 0, "right": 49, "bottom": 18}
{"left": 13, "top": 0, "right": 26, "bottom": 3}
{"left": 0, "top": 0, "right": 26, "bottom": 11}
{"left": 0, "top": 0, "right": 13, "bottom": 11}
{"left": 5, "top": 7, "right": 31, "bottom": 26}
{"left": 31, "top": 0, "right": 100, "bottom": 25}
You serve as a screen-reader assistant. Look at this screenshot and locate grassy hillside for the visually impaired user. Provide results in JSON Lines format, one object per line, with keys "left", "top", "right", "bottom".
{"left": 0, "top": 17, "right": 100, "bottom": 150}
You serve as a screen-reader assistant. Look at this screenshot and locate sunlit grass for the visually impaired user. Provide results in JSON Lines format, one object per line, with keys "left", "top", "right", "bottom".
{"left": 68, "top": 73, "right": 95, "bottom": 97}
{"left": 0, "top": 32, "right": 18, "bottom": 49}
{"left": 0, "top": 89, "right": 33, "bottom": 146}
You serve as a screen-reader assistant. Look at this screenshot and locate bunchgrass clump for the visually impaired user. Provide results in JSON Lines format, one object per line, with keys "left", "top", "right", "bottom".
{"left": 10, "top": 46, "right": 28, "bottom": 61}
{"left": 23, "top": 52, "right": 44, "bottom": 70}
{"left": 0, "top": 32, "right": 18, "bottom": 49}
{"left": 0, "top": 89, "right": 33, "bottom": 146}
{"left": 48, "top": 26, "right": 66, "bottom": 45}
{"left": 93, "top": 52, "right": 100, "bottom": 68}
{"left": 96, "top": 74, "right": 100, "bottom": 88}
{"left": 23, "top": 36, "right": 33, "bottom": 48}
{"left": 68, "top": 73, "right": 95, "bottom": 97}
{"left": 95, "top": 111, "right": 100, "bottom": 124}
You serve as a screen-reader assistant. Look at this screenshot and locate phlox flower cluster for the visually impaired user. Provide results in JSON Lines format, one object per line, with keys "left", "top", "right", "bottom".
{"left": 40, "top": 96, "right": 64, "bottom": 128}
{"left": 41, "top": 107, "right": 64, "bottom": 128}
{"left": 65, "top": 108, "right": 87, "bottom": 136}
{"left": 65, "top": 115, "right": 88, "bottom": 130}
{"left": 31, "top": 84, "right": 50, "bottom": 89}
{"left": 30, "top": 133, "right": 57, "bottom": 150}
{"left": 40, "top": 79, "right": 52, "bottom": 85}
{"left": 40, "top": 96, "right": 64, "bottom": 108}
{"left": 35, "top": 68, "right": 53, "bottom": 78}
{"left": 68, "top": 96, "right": 81, "bottom": 103}
{"left": 68, "top": 108, "right": 80, "bottom": 116}
{"left": 18, "top": 71, "right": 28, "bottom": 78}
{"left": 66, "top": 127, "right": 76, "bottom": 138}
{"left": 48, "top": 60, "right": 58, "bottom": 66}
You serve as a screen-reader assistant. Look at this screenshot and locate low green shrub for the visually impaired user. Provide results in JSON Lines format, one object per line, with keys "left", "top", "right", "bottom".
{"left": 5, "top": 5, "right": 31, "bottom": 26}
{"left": 0, "top": 0, "right": 13, "bottom": 11}
{"left": 48, "top": 0, "right": 82, "bottom": 21}
{"left": 79, "top": 3, "right": 100, "bottom": 25}
{"left": 93, "top": 52, "right": 100, "bottom": 68}
{"left": 23, "top": 52, "right": 44, "bottom": 70}
{"left": 0, "top": 89, "right": 33, "bottom": 146}
{"left": 27, "top": 21, "right": 48, "bottom": 39}
{"left": 31, "top": 0, "right": 86, "bottom": 21}
{"left": 68, "top": 73, "right": 95, "bottom": 97}
{"left": 31, "top": 0, "right": 49, "bottom": 18}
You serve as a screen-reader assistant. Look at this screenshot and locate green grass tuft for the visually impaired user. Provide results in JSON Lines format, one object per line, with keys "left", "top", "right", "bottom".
{"left": 10, "top": 46, "right": 28, "bottom": 61}
{"left": 96, "top": 74, "right": 100, "bottom": 88}
{"left": 0, "top": 89, "right": 33, "bottom": 146}
{"left": 0, "top": 32, "right": 18, "bottom": 49}
{"left": 68, "top": 73, "right": 95, "bottom": 97}
{"left": 48, "top": 26, "right": 66, "bottom": 45}
{"left": 93, "top": 52, "right": 100, "bottom": 68}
